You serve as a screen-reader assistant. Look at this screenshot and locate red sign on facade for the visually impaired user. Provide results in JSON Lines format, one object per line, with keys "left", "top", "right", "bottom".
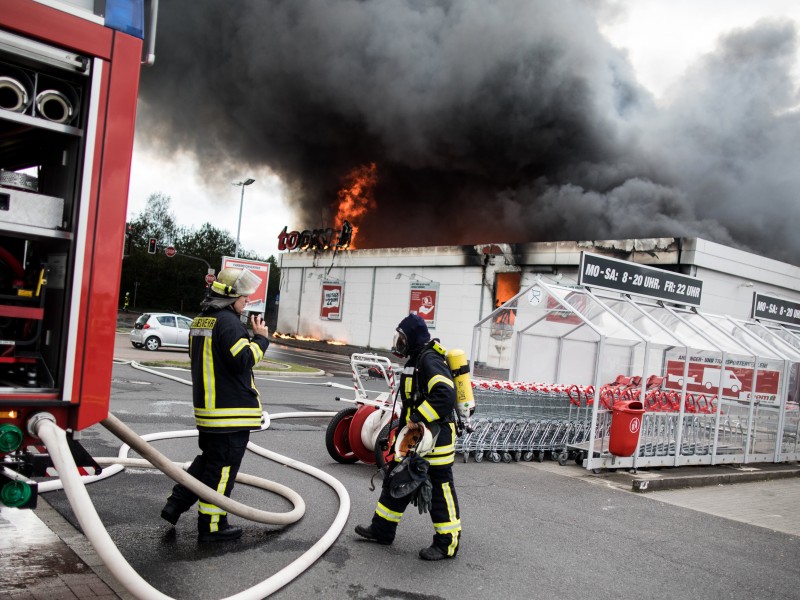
{"left": 409, "top": 282, "right": 439, "bottom": 328}
{"left": 320, "top": 282, "right": 343, "bottom": 320}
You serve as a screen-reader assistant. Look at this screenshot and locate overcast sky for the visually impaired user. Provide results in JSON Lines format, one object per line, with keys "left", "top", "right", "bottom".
{"left": 126, "top": 0, "right": 800, "bottom": 262}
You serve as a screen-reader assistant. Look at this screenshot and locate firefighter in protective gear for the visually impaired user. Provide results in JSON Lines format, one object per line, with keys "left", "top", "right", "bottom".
{"left": 160, "top": 267, "right": 269, "bottom": 542}
{"left": 355, "top": 313, "right": 462, "bottom": 560}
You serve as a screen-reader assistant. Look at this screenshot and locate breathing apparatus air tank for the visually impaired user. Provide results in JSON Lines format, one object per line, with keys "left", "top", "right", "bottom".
{"left": 445, "top": 348, "right": 475, "bottom": 428}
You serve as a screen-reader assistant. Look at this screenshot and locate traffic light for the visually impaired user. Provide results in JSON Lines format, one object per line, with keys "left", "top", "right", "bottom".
{"left": 148, "top": 238, "right": 157, "bottom": 254}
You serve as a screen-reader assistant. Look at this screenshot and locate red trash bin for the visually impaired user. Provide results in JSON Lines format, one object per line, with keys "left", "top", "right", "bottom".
{"left": 608, "top": 400, "right": 644, "bottom": 457}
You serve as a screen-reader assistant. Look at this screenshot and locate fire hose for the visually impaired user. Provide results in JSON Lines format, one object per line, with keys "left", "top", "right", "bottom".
{"left": 16, "top": 360, "right": 349, "bottom": 599}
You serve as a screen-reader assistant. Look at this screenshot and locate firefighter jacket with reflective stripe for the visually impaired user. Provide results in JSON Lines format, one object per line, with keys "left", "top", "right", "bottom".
{"left": 400, "top": 341, "right": 457, "bottom": 466}
{"left": 189, "top": 307, "right": 269, "bottom": 432}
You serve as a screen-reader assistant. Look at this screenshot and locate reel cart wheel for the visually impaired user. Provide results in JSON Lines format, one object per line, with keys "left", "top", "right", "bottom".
{"left": 325, "top": 407, "right": 359, "bottom": 464}
{"left": 347, "top": 405, "right": 379, "bottom": 464}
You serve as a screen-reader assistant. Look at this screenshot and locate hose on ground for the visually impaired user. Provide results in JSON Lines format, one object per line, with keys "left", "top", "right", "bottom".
{"left": 29, "top": 402, "right": 346, "bottom": 599}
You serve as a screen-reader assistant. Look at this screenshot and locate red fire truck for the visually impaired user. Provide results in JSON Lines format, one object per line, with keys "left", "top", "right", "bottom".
{"left": 0, "top": 0, "right": 154, "bottom": 508}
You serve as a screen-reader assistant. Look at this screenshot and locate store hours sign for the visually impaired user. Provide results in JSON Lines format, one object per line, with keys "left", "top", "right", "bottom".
{"left": 579, "top": 252, "right": 703, "bottom": 306}
{"left": 752, "top": 293, "right": 800, "bottom": 327}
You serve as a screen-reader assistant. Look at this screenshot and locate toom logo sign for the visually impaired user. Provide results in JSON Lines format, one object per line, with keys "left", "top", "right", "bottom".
{"left": 277, "top": 224, "right": 351, "bottom": 252}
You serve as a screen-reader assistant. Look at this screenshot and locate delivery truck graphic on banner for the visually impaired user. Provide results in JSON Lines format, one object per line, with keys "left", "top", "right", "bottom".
{"left": 664, "top": 353, "right": 782, "bottom": 405}
{"left": 666, "top": 367, "right": 744, "bottom": 393}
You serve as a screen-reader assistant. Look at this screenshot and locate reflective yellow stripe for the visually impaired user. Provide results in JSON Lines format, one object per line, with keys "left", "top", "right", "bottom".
{"left": 441, "top": 482, "right": 460, "bottom": 556}
{"left": 230, "top": 338, "right": 248, "bottom": 357}
{"left": 375, "top": 502, "right": 402, "bottom": 523}
{"left": 443, "top": 482, "right": 457, "bottom": 522}
{"left": 427, "top": 441, "right": 455, "bottom": 455}
{"left": 447, "top": 531, "right": 459, "bottom": 556}
{"left": 425, "top": 452, "right": 454, "bottom": 466}
{"left": 217, "top": 466, "right": 230, "bottom": 494}
{"left": 427, "top": 374, "right": 454, "bottom": 393}
{"left": 194, "top": 407, "right": 263, "bottom": 417}
{"left": 433, "top": 519, "right": 462, "bottom": 534}
{"left": 444, "top": 482, "right": 460, "bottom": 559}
{"left": 426, "top": 424, "right": 457, "bottom": 457}
{"left": 404, "top": 377, "right": 413, "bottom": 397}
{"left": 249, "top": 341, "right": 264, "bottom": 362}
{"left": 194, "top": 416, "right": 263, "bottom": 429}
{"left": 202, "top": 337, "right": 215, "bottom": 409}
{"left": 198, "top": 502, "right": 225, "bottom": 516}
{"left": 198, "top": 466, "right": 232, "bottom": 528}
{"left": 418, "top": 400, "right": 439, "bottom": 421}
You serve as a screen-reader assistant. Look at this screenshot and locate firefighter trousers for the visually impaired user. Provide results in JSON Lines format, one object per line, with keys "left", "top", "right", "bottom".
{"left": 370, "top": 461, "right": 462, "bottom": 556}
{"left": 166, "top": 429, "right": 250, "bottom": 532}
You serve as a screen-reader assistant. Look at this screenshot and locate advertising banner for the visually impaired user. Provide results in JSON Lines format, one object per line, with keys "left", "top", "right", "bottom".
{"left": 409, "top": 281, "right": 439, "bottom": 328}
{"left": 664, "top": 351, "right": 782, "bottom": 405}
{"left": 220, "top": 256, "right": 270, "bottom": 314}
{"left": 320, "top": 281, "right": 343, "bottom": 320}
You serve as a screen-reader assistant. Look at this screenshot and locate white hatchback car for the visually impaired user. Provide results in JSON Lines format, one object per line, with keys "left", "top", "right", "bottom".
{"left": 130, "top": 313, "right": 193, "bottom": 351}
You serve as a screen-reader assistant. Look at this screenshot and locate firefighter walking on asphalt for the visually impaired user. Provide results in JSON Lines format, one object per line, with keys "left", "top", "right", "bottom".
{"left": 355, "top": 313, "right": 462, "bottom": 560}
{"left": 160, "top": 267, "right": 268, "bottom": 542}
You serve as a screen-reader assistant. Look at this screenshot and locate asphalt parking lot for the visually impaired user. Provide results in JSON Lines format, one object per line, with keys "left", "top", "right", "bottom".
{"left": 3, "top": 352, "right": 800, "bottom": 600}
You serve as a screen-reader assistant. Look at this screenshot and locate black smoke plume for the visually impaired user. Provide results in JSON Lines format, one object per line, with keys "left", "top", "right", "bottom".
{"left": 137, "top": 0, "right": 800, "bottom": 264}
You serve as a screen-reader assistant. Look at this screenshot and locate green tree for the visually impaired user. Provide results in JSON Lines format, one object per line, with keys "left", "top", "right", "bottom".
{"left": 119, "top": 193, "right": 280, "bottom": 317}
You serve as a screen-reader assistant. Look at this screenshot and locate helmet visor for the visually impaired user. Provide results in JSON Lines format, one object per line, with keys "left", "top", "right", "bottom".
{"left": 392, "top": 329, "right": 408, "bottom": 358}
{"left": 232, "top": 268, "right": 261, "bottom": 296}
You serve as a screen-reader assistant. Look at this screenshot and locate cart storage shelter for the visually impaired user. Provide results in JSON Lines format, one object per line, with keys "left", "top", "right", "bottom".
{"left": 468, "top": 253, "right": 800, "bottom": 471}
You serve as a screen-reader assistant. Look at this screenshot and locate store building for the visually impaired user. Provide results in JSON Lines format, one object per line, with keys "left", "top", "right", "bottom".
{"left": 276, "top": 236, "right": 800, "bottom": 354}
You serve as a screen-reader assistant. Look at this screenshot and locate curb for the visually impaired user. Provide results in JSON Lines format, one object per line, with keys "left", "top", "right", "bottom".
{"left": 631, "top": 467, "right": 800, "bottom": 493}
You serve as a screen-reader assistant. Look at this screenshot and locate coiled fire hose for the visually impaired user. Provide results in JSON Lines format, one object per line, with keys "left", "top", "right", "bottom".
{"left": 20, "top": 360, "right": 349, "bottom": 599}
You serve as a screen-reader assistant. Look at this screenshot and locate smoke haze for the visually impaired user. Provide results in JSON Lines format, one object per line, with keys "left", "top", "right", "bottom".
{"left": 137, "top": 0, "right": 800, "bottom": 264}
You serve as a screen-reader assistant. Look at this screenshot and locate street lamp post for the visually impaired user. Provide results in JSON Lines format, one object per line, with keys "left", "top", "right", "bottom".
{"left": 232, "top": 178, "right": 255, "bottom": 258}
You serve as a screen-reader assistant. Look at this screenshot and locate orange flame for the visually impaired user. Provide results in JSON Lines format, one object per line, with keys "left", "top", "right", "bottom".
{"left": 274, "top": 332, "right": 347, "bottom": 345}
{"left": 334, "top": 163, "right": 378, "bottom": 249}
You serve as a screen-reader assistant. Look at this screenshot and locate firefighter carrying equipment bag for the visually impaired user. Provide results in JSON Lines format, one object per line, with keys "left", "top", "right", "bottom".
{"left": 387, "top": 453, "right": 432, "bottom": 513}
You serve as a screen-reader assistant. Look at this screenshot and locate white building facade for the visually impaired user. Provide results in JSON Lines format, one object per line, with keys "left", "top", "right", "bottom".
{"left": 276, "top": 237, "right": 800, "bottom": 353}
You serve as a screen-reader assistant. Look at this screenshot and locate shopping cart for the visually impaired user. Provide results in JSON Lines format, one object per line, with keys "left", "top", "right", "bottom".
{"left": 456, "top": 379, "right": 594, "bottom": 464}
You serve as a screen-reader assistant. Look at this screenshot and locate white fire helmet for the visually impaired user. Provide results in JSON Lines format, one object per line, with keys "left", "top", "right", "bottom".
{"left": 394, "top": 422, "right": 434, "bottom": 458}
{"left": 211, "top": 267, "right": 260, "bottom": 298}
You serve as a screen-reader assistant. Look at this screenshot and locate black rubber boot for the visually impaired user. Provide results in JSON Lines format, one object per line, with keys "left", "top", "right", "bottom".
{"left": 419, "top": 545, "right": 453, "bottom": 561}
{"left": 160, "top": 501, "right": 183, "bottom": 526}
{"left": 198, "top": 525, "right": 243, "bottom": 543}
{"left": 354, "top": 524, "right": 392, "bottom": 545}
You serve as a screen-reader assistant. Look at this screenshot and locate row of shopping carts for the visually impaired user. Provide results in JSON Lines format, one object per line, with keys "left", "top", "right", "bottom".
{"left": 455, "top": 380, "right": 595, "bottom": 464}
{"left": 456, "top": 375, "right": 731, "bottom": 464}
{"left": 598, "top": 374, "right": 718, "bottom": 414}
